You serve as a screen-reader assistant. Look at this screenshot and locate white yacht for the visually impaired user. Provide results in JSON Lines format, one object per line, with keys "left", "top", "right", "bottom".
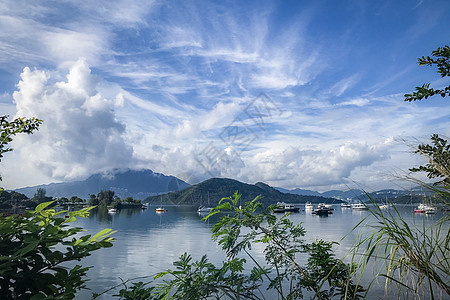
{"left": 352, "top": 203, "right": 368, "bottom": 210}
{"left": 341, "top": 202, "right": 352, "bottom": 208}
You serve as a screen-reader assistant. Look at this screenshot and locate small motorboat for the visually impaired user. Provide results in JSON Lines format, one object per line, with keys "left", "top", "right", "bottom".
{"left": 341, "top": 202, "right": 352, "bottom": 208}
{"left": 273, "top": 202, "right": 300, "bottom": 213}
{"left": 305, "top": 202, "right": 314, "bottom": 210}
{"left": 352, "top": 203, "right": 368, "bottom": 210}
{"left": 312, "top": 206, "right": 333, "bottom": 216}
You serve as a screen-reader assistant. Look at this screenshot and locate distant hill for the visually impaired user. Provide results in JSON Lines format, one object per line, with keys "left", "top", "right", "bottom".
{"left": 276, "top": 187, "right": 363, "bottom": 199}
{"left": 321, "top": 189, "right": 364, "bottom": 199}
{"left": 275, "top": 187, "right": 321, "bottom": 196}
{"left": 15, "top": 169, "right": 190, "bottom": 199}
{"left": 146, "top": 178, "right": 339, "bottom": 207}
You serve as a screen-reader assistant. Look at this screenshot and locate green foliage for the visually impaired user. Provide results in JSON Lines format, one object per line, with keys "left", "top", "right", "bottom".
{"left": 0, "top": 115, "right": 42, "bottom": 183}
{"left": 89, "top": 194, "right": 99, "bottom": 206}
{"left": 404, "top": 45, "right": 450, "bottom": 102}
{"left": 116, "top": 192, "right": 364, "bottom": 299}
{"left": 151, "top": 253, "right": 261, "bottom": 300}
{"left": 32, "top": 188, "right": 53, "bottom": 204}
{"left": 97, "top": 190, "right": 115, "bottom": 207}
{"left": 0, "top": 115, "right": 42, "bottom": 160}
{"left": 0, "top": 201, "right": 115, "bottom": 299}
{"left": 0, "top": 190, "right": 29, "bottom": 207}
{"left": 409, "top": 134, "right": 450, "bottom": 184}
{"left": 206, "top": 192, "right": 365, "bottom": 299}
{"left": 114, "top": 281, "right": 156, "bottom": 300}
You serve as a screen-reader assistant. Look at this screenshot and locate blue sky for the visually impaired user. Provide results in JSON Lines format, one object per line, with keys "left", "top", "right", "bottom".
{"left": 0, "top": 0, "right": 449, "bottom": 192}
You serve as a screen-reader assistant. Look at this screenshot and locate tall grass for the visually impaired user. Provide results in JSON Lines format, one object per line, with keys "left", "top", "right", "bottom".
{"left": 351, "top": 179, "right": 449, "bottom": 299}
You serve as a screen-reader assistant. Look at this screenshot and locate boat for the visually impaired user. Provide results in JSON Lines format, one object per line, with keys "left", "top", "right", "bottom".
{"left": 156, "top": 194, "right": 165, "bottom": 213}
{"left": 379, "top": 203, "right": 392, "bottom": 209}
{"left": 305, "top": 202, "right": 314, "bottom": 210}
{"left": 108, "top": 208, "right": 118, "bottom": 214}
{"left": 341, "top": 202, "right": 352, "bottom": 208}
{"left": 317, "top": 203, "right": 333, "bottom": 209}
{"left": 284, "top": 203, "right": 300, "bottom": 212}
{"left": 312, "top": 206, "right": 333, "bottom": 216}
{"left": 197, "top": 205, "right": 212, "bottom": 213}
{"left": 197, "top": 192, "right": 213, "bottom": 213}
{"left": 273, "top": 202, "right": 300, "bottom": 213}
{"left": 352, "top": 203, "right": 368, "bottom": 210}
{"left": 379, "top": 197, "right": 392, "bottom": 209}
{"left": 317, "top": 203, "right": 334, "bottom": 210}
{"left": 415, "top": 203, "right": 437, "bottom": 214}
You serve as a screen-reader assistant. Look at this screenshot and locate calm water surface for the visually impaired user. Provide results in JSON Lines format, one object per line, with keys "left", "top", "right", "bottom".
{"left": 73, "top": 204, "right": 447, "bottom": 299}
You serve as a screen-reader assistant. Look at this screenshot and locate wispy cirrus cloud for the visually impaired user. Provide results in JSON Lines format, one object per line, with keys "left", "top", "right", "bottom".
{"left": 1, "top": 0, "right": 449, "bottom": 192}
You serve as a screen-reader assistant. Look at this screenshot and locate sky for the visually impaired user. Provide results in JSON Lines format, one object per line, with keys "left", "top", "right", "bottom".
{"left": 0, "top": 0, "right": 449, "bottom": 192}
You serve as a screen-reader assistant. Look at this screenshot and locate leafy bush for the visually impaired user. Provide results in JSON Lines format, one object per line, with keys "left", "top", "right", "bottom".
{"left": 0, "top": 201, "right": 115, "bottom": 299}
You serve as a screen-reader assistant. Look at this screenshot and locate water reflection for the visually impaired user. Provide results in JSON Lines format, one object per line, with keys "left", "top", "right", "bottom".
{"left": 73, "top": 204, "right": 448, "bottom": 299}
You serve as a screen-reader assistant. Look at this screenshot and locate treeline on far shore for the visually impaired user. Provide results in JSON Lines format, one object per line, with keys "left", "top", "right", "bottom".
{"left": 0, "top": 188, "right": 143, "bottom": 214}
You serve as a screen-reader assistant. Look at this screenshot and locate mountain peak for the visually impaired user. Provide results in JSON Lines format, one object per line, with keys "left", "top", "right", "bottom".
{"left": 146, "top": 177, "right": 337, "bottom": 206}
{"left": 15, "top": 169, "right": 189, "bottom": 199}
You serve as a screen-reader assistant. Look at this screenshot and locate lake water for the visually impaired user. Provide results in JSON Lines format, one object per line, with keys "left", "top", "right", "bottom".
{"left": 72, "top": 204, "right": 447, "bottom": 299}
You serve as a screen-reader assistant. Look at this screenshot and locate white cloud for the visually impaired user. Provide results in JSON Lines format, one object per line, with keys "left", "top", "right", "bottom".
{"left": 43, "top": 30, "right": 109, "bottom": 65}
{"left": 338, "top": 98, "right": 370, "bottom": 107}
{"left": 174, "top": 101, "right": 242, "bottom": 138}
{"left": 5, "top": 59, "right": 133, "bottom": 182}
{"left": 243, "top": 141, "right": 387, "bottom": 188}
{"left": 327, "top": 75, "right": 360, "bottom": 97}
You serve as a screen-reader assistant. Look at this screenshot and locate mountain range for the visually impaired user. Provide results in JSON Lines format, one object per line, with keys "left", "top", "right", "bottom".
{"left": 275, "top": 187, "right": 364, "bottom": 199}
{"left": 145, "top": 177, "right": 339, "bottom": 207}
{"left": 13, "top": 169, "right": 430, "bottom": 204}
{"left": 15, "top": 169, "right": 190, "bottom": 199}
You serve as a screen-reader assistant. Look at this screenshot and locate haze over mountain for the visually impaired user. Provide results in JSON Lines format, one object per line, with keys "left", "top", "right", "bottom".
{"left": 15, "top": 169, "right": 189, "bottom": 199}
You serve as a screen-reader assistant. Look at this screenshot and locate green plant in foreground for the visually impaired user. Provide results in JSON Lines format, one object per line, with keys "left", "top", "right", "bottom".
{"left": 0, "top": 115, "right": 42, "bottom": 186}
{"left": 0, "top": 201, "right": 115, "bottom": 299}
{"left": 404, "top": 45, "right": 449, "bottom": 102}
{"left": 352, "top": 199, "right": 449, "bottom": 299}
{"left": 206, "top": 192, "right": 365, "bottom": 300}
{"left": 116, "top": 192, "right": 365, "bottom": 299}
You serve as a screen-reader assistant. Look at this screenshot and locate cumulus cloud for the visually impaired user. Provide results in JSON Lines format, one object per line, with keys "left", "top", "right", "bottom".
{"left": 10, "top": 59, "right": 133, "bottom": 181}
{"left": 243, "top": 141, "right": 387, "bottom": 188}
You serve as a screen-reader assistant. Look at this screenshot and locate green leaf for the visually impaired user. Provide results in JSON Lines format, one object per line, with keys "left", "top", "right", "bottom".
{"left": 30, "top": 293, "right": 46, "bottom": 300}
{"left": 90, "top": 228, "right": 116, "bottom": 242}
{"left": 15, "top": 239, "right": 39, "bottom": 257}
{"left": 34, "top": 200, "right": 56, "bottom": 213}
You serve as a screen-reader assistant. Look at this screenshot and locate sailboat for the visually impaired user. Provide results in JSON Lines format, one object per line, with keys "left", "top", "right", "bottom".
{"left": 379, "top": 197, "right": 392, "bottom": 209}
{"left": 156, "top": 194, "right": 165, "bottom": 213}
{"left": 197, "top": 191, "right": 213, "bottom": 213}
{"left": 414, "top": 194, "right": 437, "bottom": 214}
